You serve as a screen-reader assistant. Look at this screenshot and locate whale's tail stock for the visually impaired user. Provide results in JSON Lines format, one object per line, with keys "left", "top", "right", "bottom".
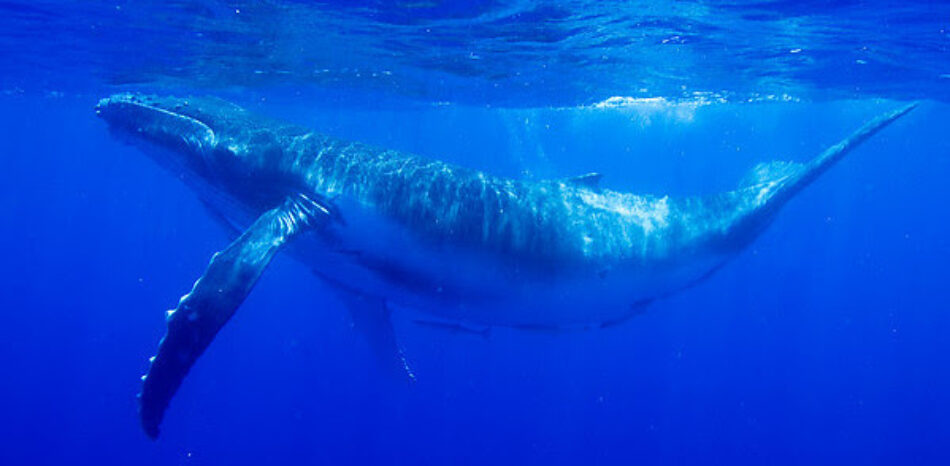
{"left": 717, "top": 102, "right": 918, "bottom": 244}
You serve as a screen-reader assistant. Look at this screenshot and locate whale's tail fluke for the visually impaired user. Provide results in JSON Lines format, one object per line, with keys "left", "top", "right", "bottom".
{"left": 721, "top": 102, "right": 917, "bottom": 243}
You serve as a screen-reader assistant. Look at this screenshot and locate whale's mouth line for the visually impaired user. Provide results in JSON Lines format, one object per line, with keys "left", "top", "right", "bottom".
{"left": 96, "top": 95, "right": 215, "bottom": 133}
{"left": 96, "top": 95, "right": 219, "bottom": 154}
{"left": 94, "top": 94, "right": 224, "bottom": 199}
{"left": 96, "top": 98, "right": 186, "bottom": 122}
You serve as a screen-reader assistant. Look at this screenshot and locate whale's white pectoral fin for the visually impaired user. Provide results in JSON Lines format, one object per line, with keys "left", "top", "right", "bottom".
{"left": 138, "top": 193, "right": 331, "bottom": 439}
{"left": 330, "top": 286, "right": 416, "bottom": 383}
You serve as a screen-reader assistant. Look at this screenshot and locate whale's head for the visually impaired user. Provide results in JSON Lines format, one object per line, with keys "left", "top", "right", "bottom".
{"left": 95, "top": 94, "right": 230, "bottom": 173}
{"left": 96, "top": 93, "right": 304, "bottom": 211}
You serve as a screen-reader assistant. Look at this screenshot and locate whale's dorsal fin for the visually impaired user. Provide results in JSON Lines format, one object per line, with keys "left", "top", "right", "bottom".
{"left": 561, "top": 172, "right": 603, "bottom": 188}
{"left": 138, "top": 193, "right": 331, "bottom": 439}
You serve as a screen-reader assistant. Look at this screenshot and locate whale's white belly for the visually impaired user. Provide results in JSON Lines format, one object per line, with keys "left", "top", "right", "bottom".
{"left": 294, "top": 196, "right": 728, "bottom": 327}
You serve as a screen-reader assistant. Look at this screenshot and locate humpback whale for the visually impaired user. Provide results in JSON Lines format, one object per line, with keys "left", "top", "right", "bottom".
{"left": 95, "top": 94, "right": 915, "bottom": 438}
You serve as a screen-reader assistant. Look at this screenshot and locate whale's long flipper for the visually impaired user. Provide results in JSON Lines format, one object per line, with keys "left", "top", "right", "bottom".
{"left": 139, "top": 194, "right": 331, "bottom": 439}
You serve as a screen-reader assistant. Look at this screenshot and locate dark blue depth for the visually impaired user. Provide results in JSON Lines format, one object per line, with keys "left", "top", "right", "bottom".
{"left": 1, "top": 94, "right": 948, "bottom": 465}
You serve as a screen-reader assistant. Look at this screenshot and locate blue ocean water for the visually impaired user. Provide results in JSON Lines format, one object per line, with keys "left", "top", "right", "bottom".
{"left": 1, "top": 1, "right": 949, "bottom": 465}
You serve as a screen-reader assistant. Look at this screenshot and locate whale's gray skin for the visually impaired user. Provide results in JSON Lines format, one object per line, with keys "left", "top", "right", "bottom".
{"left": 95, "top": 93, "right": 915, "bottom": 438}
